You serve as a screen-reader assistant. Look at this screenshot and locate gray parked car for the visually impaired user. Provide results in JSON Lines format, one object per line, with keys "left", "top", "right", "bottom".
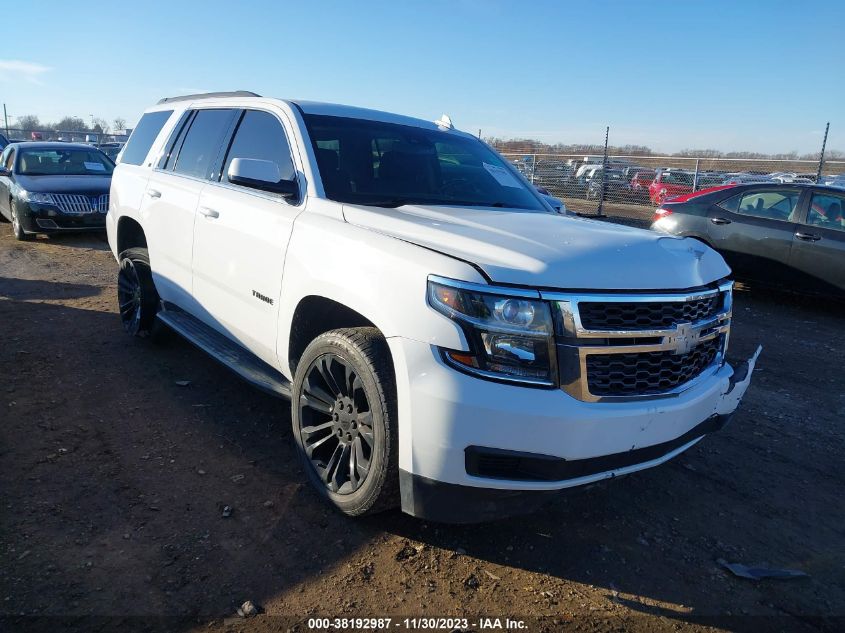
{"left": 651, "top": 182, "right": 845, "bottom": 296}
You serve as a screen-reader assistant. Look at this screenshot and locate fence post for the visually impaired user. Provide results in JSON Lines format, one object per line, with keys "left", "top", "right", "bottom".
{"left": 693, "top": 159, "right": 700, "bottom": 192}
{"left": 596, "top": 126, "right": 609, "bottom": 217}
{"left": 816, "top": 122, "right": 829, "bottom": 184}
{"left": 530, "top": 153, "right": 536, "bottom": 184}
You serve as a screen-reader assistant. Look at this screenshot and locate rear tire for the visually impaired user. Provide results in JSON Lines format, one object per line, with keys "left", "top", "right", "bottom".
{"left": 117, "top": 248, "right": 159, "bottom": 337}
{"left": 291, "top": 327, "right": 399, "bottom": 517}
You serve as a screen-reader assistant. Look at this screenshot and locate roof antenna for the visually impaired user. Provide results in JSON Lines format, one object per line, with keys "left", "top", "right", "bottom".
{"left": 434, "top": 114, "right": 454, "bottom": 130}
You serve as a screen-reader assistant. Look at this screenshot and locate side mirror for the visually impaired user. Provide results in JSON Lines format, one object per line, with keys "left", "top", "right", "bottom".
{"left": 0, "top": 167, "right": 9, "bottom": 177}
{"left": 227, "top": 158, "right": 298, "bottom": 199}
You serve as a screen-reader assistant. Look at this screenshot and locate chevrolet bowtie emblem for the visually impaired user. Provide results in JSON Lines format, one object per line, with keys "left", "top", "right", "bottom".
{"left": 667, "top": 322, "right": 702, "bottom": 355}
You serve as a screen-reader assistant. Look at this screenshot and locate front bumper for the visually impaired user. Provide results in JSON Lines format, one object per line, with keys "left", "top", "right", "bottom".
{"left": 18, "top": 201, "right": 107, "bottom": 233}
{"left": 388, "top": 336, "right": 760, "bottom": 523}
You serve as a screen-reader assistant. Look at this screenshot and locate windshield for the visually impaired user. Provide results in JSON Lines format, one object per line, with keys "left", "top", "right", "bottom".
{"left": 662, "top": 171, "right": 693, "bottom": 185}
{"left": 17, "top": 148, "right": 114, "bottom": 176}
{"left": 303, "top": 114, "right": 546, "bottom": 211}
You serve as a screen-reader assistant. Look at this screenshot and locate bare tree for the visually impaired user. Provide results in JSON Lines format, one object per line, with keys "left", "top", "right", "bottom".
{"left": 16, "top": 114, "right": 41, "bottom": 131}
{"left": 92, "top": 117, "right": 110, "bottom": 134}
{"left": 51, "top": 116, "right": 89, "bottom": 132}
{"left": 112, "top": 117, "right": 126, "bottom": 132}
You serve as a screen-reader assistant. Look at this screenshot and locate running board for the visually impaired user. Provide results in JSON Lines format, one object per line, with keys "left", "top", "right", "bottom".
{"left": 156, "top": 307, "right": 292, "bottom": 399}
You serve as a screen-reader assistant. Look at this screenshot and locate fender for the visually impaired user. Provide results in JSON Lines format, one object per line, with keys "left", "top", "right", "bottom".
{"left": 276, "top": 203, "right": 484, "bottom": 381}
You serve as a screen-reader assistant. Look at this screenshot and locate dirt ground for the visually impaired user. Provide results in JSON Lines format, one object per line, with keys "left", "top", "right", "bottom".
{"left": 1, "top": 227, "right": 843, "bottom": 633}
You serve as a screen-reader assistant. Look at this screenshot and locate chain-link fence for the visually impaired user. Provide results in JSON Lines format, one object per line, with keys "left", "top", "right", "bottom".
{"left": 497, "top": 150, "right": 845, "bottom": 225}
{"left": 3, "top": 127, "right": 128, "bottom": 144}
{"left": 5, "top": 124, "right": 842, "bottom": 226}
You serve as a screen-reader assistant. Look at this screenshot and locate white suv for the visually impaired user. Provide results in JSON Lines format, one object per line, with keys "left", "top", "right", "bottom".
{"left": 107, "top": 91, "right": 759, "bottom": 523}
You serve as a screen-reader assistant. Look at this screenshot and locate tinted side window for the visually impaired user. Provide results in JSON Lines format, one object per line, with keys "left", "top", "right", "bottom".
{"left": 807, "top": 192, "right": 845, "bottom": 232}
{"left": 173, "top": 109, "right": 236, "bottom": 180}
{"left": 158, "top": 110, "right": 194, "bottom": 170}
{"left": 2, "top": 147, "right": 13, "bottom": 170}
{"left": 121, "top": 110, "right": 173, "bottom": 166}
{"left": 222, "top": 110, "right": 296, "bottom": 184}
{"left": 734, "top": 190, "right": 799, "bottom": 221}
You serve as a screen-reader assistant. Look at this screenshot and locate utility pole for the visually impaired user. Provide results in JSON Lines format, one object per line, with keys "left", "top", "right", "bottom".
{"left": 596, "top": 126, "right": 609, "bottom": 217}
{"left": 816, "top": 122, "right": 830, "bottom": 184}
{"left": 3, "top": 103, "right": 8, "bottom": 137}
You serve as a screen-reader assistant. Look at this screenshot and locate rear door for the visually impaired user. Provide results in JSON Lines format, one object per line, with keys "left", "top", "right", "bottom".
{"left": 705, "top": 187, "right": 803, "bottom": 282}
{"left": 788, "top": 189, "right": 845, "bottom": 294}
{"left": 191, "top": 107, "right": 304, "bottom": 367}
{"left": 142, "top": 108, "right": 237, "bottom": 311}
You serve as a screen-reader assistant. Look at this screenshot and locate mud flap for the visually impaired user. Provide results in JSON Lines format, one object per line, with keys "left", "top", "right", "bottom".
{"left": 715, "top": 345, "right": 762, "bottom": 416}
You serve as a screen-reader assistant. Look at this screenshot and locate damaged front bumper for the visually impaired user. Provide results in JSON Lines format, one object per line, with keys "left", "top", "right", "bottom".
{"left": 716, "top": 345, "right": 762, "bottom": 417}
{"left": 397, "top": 340, "right": 763, "bottom": 524}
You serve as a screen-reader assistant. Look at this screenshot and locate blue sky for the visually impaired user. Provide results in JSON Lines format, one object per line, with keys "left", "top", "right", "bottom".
{"left": 2, "top": 0, "right": 843, "bottom": 154}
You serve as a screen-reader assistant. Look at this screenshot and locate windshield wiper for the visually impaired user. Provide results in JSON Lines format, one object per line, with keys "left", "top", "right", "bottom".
{"left": 449, "top": 201, "right": 510, "bottom": 208}
{"left": 363, "top": 198, "right": 416, "bottom": 208}
{"left": 356, "top": 197, "right": 447, "bottom": 208}
{"left": 355, "top": 198, "right": 515, "bottom": 209}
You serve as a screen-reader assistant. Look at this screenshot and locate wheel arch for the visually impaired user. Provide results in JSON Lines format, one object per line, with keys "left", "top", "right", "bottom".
{"left": 287, "top": 295, "right": 379, "bottom": 376}
{"left": 682, "top": 232, "right": 716, "bottom": 249}
{"left": 116, "top": 216, "right": 147, "bottom": 255}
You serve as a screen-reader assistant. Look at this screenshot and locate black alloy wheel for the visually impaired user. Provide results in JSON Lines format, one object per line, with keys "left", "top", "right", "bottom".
{"left": 118, "top": 258, "right": 143, "bottom": 334}
{"left": 117, "top": 248, "right": 158, "bottom": 337}
{"left": 292, "top": 328, "right": 398, "bottom": 516}
{"left": 298, "top": 352, "right": 374, "bottom": 494}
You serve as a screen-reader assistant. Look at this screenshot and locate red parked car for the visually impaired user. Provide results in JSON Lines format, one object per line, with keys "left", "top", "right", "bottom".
{"left": 649, "top": 170, "right": 695, "bottom": 204}
{"left": 630, "top": 170, "right": 655, "bottom": 196}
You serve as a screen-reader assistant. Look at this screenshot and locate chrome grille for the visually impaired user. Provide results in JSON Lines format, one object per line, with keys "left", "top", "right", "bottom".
{"left": 52, "top": 193, "right": 109, "bottom": 215}
{"left": 579, "top": 296, "right": 721, "bottom": 330}
{"left": 586, "top": 336, "right": 722, "bottom": 396}
{"left": 544, "top": 283, "right": 733, "bottom": 402}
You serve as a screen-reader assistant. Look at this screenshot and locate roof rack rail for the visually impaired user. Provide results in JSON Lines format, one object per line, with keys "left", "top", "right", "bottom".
{"left": 157, "top": 90, "right": 261, "bottom": 105}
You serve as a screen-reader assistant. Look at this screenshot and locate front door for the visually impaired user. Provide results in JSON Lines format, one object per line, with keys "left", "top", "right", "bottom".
{"left": 191, "top": 108, "right": 303, "bottom": 368}
{"left": 706, "top": 187, "right": 802, "bottom": 283}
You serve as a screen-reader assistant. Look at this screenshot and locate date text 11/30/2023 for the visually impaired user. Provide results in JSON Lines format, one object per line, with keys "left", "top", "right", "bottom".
{"left": 306, "top": 617, "right": 528, "bottom": 630}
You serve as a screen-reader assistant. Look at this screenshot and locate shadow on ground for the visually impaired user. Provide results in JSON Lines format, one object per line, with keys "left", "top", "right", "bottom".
{"left": 1, "top": 280, "right": 843, "bottom": 633}
{"left": 0, "top": 276, "right": 101, "bottom": 301}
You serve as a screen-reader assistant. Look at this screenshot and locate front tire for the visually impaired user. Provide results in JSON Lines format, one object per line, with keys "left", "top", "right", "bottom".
{"left": 292, "top": 328, "right": 399, "bottom": 517}
{"left": 117, "top": 248, "right": 159, "bottom": 337}
{"left": 11, "top": 202, "right": 34, "bottom": 241}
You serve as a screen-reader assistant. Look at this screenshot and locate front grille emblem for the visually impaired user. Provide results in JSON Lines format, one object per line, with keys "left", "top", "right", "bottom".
{"left": 666, "top": 322, "right": 702, "bottom": 355}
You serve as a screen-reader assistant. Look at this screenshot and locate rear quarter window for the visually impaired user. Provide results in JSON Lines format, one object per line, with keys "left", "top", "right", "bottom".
{"left": 120, "top": 110, "right": 174, "bottom": 166}
{"left": 718, "top": 193, "right": 741, "bottom": 212}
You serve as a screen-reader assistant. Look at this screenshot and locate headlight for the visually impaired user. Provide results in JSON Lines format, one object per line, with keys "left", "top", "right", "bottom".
{"left": 18, "top": 190, "right": 55, "bottom": 204}
{"left": 427, "top": 277, "right": 555, "bottom": 386}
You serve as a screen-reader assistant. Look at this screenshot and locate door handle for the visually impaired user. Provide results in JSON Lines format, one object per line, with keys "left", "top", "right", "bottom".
{"left": 710, "top": 217, "right": 731, "bottom": 225}
{"left": 146, "top": 189, "right": 161, "bottom": 198}
{"left": 795, "top": 231, "right": 821, "bottom": 242}
{"left": 198, "top": 206, "right": 219, "bottom": 219}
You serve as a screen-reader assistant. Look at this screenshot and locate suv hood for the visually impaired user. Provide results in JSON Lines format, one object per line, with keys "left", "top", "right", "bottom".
{"left": 343, "top": 204, "right": 730, "bottom": 290}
